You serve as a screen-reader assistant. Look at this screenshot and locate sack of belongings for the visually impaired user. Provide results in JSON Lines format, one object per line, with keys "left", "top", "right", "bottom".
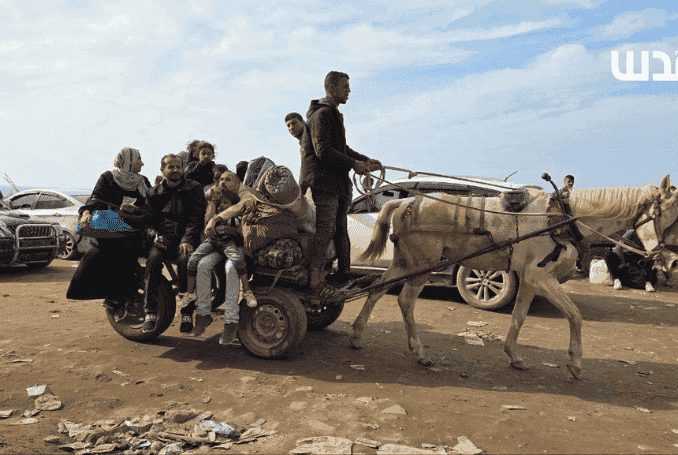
{"left": 254, "top": 238, "right": 303, "bottom": 269}
{"left": 589, "top": 258, "right": 613, "bottom": 285}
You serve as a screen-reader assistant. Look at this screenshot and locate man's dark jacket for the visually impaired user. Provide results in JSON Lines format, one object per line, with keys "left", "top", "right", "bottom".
{"left": 300, "top": 97, "right": 370, "bottom": 195}
{"left": 147, "top": 177, "right": 206, "bottom": 249}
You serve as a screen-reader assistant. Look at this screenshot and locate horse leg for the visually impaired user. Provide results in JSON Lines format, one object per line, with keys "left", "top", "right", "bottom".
{"left": 536, "top": 278, "right": 583, "bottom": 379}
{"left": 504, "top": 282, "right": 536, "bottom": 371}
{"left": 397, "top": 274, "right": 431, "bottom": 366}
{"left": 350, "top": 265, "right": 402, "bottom": 349}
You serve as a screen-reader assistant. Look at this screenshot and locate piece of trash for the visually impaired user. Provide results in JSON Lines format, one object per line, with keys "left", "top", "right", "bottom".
{"left": 11, "top": 418, "right": 39, "bottom": 425}
{"left": 502, "top": 405, "right": 526, "bottom": 410}
{"left": 350, "top": 364, "right": 365, "bottom": 371}
{"left": 194, "top": 420, "right": 238, "bottom": 437}
{"left": 44, "top": 435, "right": 61, "bottom": 444}
{"left": 465, "top": 337, "right": 484, "bottom": 346}
{"left": 422, "top": 443, "right": 438, "bottom": 449}
{"left": 447, "top": 307, "right": 456, "bottom": 311}
{"left": 159, "top": 442, "right": 182, "bottom": 455}
{"left": 203, "top": 396, "right": 211, "bottom": 403}
{"left": 236, "top": 426, "right": 277, "bottom": 443}
{"left": 111, "top": 369, "right": 128, "bottom": 377}
{"left": 673, "top": 429, "right": 678, "bottom": 434}
{"left": 430, "top": 367, "right": 442, "bottom": 373}
{"left": 451, "top": 436, "right": 483, "bottom": 455}
{"left": 619, "top": 359, "right": 637, "bottom": 365}
{"left": 634, "top": 406, "right": 652, "bottom": 413}
{"left": 568, "top": 416, "right": 576, "bottom": 421}
{"left": 35, "top": 394, "right": 62, "bottom": 411}
{"left": 637, "top": 371, "right": 653, "bottom": 376}
{"left": 22, "top": 408, "right": 40, "bottom": 417}
{"left": 51, "top": 314, "right": 60, "bottom": 318}
{"left": 26, "top": 384, "right": 47, "bottom": 396}
{"left": 356, "top": 396, "right": 373, "bottom": 404}
{"left": 467, "top": 321, "right": 488, "bottom": 327}
{"left": 382, "top": 405, "right": 407, "bottom": 415}
{"left": 190, "top": 377, "right": 204, "bottom": 382}
{"left": 295, "top": 386, "right": 314, "bottom": 392}
{"left": 12, "top": 358, "right": 34, "bottom": 363}
{"left": 542, "top": 362, "right": 559, "bottom": 368}
{"left": 355, "top": 437, "right": 381, "bottom": 448}
{"left": 491, "top": 386, "right": 508, "bottom": 391}
{"left": 335, "top": 375, "right": 343, "bottom": 380}
{"left": 291, "top": 436, "right": 353, "bottom": 454}
{"left": 90, "top": 443, "right": 118, "bottom": 453}
{"left": 0, "top": 410, "right": 13, "bottom": 419}
{"left": 624, "top": 347, "right": 633, "bottom": 351}
{"left": 380, "top": 329, "right": 391, "bottom": 333}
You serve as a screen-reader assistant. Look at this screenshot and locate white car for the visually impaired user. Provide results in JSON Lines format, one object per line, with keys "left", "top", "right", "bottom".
{"left": 4, "top": 190, "right": 92, "bottom": 260}
{"left": 347, "top": 174, "right": 542, "bottom": 311}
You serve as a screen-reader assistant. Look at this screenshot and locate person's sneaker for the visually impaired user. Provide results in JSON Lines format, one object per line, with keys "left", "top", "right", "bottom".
{"left": 645, "top": 282, "right": 656, "bottom": 292}
{"left": 613, "top": 278, "right": 622, "bottom": 290}
{"left": 243, "top": 290, "right": 258, "bottom": 308}
{"left": 190, "top": 314, "right": 213, "bottom": 337}
{"left": 219, "top": 323, "right": 239, "bottom": 345}
{"left": 142, "top": 314, "right": 157, "bottom": 332}
{"left": 179, "top": 314, "right": 194, "bottom": 333}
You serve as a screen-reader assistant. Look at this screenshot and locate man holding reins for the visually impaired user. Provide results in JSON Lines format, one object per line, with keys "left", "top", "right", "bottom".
{"left": 300, "top": 71, "right": 384, "bottom": 297}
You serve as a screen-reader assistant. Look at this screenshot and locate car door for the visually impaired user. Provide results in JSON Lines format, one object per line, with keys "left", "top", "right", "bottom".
{"left": 347, "top": 185, "right": 412, "bottom": 269}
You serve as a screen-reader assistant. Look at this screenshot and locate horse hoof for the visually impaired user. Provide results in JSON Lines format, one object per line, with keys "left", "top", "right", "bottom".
{"left": 567, "top": 362, "right": 582, "bottom": 380}
{"left": 418, "top": 357, "right": 434, "bottom": 367}
{"left": 510, "top": 360, "right": 529, "bottom": 370}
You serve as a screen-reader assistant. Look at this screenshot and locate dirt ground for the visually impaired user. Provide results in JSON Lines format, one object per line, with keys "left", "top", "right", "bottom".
{"left": 2, "top": 259, "right": 678, "bottom": 454}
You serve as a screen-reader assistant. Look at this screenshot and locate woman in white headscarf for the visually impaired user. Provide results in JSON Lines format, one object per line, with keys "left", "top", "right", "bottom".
{"left": 67, "top": 148, "right": 152, "bottom": 315}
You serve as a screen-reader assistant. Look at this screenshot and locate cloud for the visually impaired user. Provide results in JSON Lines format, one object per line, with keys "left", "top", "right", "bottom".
{"left": 602, "top": 8, "right": 678, "bottom": 39}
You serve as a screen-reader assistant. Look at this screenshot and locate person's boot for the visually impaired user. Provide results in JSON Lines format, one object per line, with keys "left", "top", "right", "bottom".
{"left": 142, "top": 313, "right": 157, "bottom": 332}
{"left": 645, "top": 282, "right": 656, "bottom": 292}
{"left": 179, "top": 293, "right": 197, "bottom": 333}
{"left": 243, "top": 290, "right": 258, "bottom": 308}
{"left": 190, "top": 314, "right": 213, "bottom": 337}
{"left": 219, "top": 323, "right": 239, "bottom": 345}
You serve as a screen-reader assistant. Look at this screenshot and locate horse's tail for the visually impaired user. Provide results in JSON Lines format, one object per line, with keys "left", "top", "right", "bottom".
{"left": 358, "top": 199, "right": 404, "bottom": 262}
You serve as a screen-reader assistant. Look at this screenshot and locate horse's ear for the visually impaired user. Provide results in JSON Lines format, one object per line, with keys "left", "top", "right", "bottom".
{"left": 660, "top": 175, "right": 672, "bottom": 200}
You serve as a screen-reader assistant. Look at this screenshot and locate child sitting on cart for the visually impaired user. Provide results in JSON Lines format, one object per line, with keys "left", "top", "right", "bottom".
{"left": 181, "top": 170, "right": 258, "bottom": 344}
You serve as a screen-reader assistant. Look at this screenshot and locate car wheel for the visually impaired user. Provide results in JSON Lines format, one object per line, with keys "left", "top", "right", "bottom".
{"left": 456, "top": 266, "right": 518, "bottom": 311}
{"left": 58, "top": 232, "right": 78, "bottom": 260}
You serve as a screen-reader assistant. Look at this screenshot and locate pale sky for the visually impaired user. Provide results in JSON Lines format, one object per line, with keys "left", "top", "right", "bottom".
{"left": 1, "top": 0, "right": 677, "bottom": 193}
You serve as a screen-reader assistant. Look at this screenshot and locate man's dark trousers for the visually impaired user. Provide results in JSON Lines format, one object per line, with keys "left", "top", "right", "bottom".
{"left": 308, "top": 188, "right": 352, "bottom": 274}
{"left": 144, "top": 244, "right": 190, "bottom": 314}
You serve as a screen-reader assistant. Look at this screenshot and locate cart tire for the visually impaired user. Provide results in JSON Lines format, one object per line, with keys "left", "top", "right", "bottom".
{"left": 305, "top": 299, "right": 345, "bottom": 331}
{"left": 456, "top": 266, "right": 518, "bottom": 311}
{"left": 238, "top": 288, "right": 307, "bottom": 358}
{"left": 106, "top": 275, "right": 176, "bottom": 342}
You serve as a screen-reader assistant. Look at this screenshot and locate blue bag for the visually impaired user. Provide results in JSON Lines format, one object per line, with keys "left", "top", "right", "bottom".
{"left": 77, "top": 210, "right": 138, "bottom": 239}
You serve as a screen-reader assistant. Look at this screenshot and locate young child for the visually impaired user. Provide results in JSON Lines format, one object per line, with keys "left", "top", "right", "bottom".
{"left": 181, "top": 171, "right": 257, "bottom": 342}
{"left": 186, "top": 141, "right": 219, "bottom": 187}
{"left": 560, "top": 174, "right": 574, "bottom": 199}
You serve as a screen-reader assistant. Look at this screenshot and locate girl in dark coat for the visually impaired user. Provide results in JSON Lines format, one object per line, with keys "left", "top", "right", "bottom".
{"left": 66, "top": 148, "right": 151, "bottom": 312}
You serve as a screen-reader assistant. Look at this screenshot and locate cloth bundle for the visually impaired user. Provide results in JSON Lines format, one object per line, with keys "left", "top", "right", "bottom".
{"left": 254, "top": 238, "right": 303, "bottom": 269}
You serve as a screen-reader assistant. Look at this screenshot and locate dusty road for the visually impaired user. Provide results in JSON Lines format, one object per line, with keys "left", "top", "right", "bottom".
{"left": 2, "top": 259, "right": 678, "bottom": 454}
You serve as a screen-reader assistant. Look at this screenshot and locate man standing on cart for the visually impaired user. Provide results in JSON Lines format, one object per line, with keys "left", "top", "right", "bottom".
{"left": 301, "top": 71, "right": 384, "bottom": 297}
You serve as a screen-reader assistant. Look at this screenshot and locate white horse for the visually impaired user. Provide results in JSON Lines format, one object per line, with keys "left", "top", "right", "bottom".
{"left": 350, "top": 175, "right": 678, "bottom": 379}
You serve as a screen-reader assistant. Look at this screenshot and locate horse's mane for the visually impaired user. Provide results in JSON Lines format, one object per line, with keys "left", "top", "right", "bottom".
{"left": 569, "top": 185, "right": 659, "bottom": 220}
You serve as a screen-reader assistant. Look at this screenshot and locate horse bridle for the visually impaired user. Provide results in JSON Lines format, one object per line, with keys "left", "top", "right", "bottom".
{"left": 633, "top": 197, "right": 678, "bottom": 262}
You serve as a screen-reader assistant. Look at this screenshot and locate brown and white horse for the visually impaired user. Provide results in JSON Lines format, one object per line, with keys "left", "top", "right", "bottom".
{"left": 351, "top": 175, "right": 678, "bottom": 379}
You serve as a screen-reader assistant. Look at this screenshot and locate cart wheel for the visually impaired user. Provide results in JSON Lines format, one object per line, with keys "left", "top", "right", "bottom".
{"left": 238, "top": 288, "right": 307, "bottom": 359}
{"left": 106, "top": 274, "right": 176, "bottom": 342}
{"left": 305, "top": 299, "right": 345, "bottom": 331}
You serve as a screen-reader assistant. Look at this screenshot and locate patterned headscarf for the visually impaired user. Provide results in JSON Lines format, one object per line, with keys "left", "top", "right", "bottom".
{"left": 111, "top": 147, "right": 149, "bottom": 198}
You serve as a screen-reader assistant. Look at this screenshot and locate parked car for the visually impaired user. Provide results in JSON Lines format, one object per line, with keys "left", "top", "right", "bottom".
{"left": 0, "top": 198, "right": 67, "bottom": 268}
{"left": 347, "top": 174, "right": 542, "bottom": 310}
{"left": 4, "top": 189, "right": 92, "bottom": 260}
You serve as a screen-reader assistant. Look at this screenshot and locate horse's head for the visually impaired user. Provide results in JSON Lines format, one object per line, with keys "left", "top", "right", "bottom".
{"left": 635, "top": 175, "right": 678, "bottom": 273}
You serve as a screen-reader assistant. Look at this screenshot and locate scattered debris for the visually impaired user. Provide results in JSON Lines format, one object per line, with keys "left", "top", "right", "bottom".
{"left": 111, "top": 369, "right": 128, "bottom": 377}
{"left": 235, "top": 426, "right": 277, "bottom": 444}
{"left": 291, "top": 436, "right": 353, "bottom": 454}
{"left": 380, "top": 329, "right": 391, "bottom": 333}
{"left": 12, "top": 358, "right": 34, "bottom": 363}
{"left": 634, "top": 406, "right": 652, "bottom": 413}
{"left": 295, "top": 386, "right": 314, "bottom": 392}
{"left": 51, "top": 314, "right": 60, "bottom": 319}
{"left": 464, "top": 337, "right": 484, "bottom": 346}
{"left": 619, "top": 359, "right": 638, "bottom": 365}
{"left": 202, "top": 396, "right": 211, "bottom": 404}
{"left": 541, "top": 362, "right": 559, "bottom": 368}
{"left": 335, "top": 375, "right": 343, "bottom": 380}
{"left": 350, "top": 364, "right": 365, "bottom": 371}
{"left": 11, "top": 418, "right": 39, "bottom": 425}
{"left": 467, "top": 321, "right": 488, "bottom": 327}
{"left": 35, "top": 394, "right": 62, "bottom": 411}
{"left": 43, "top": 435, "right": 61, "bottom": 444}
{"left": 251, "top": 418, "right": 266, "bottom": 427}
{"left": 355, "top": 437, "right": 381, "bottom": 448}
{"left": 568, "top": 416, "right": 576, "bottom": 421}
{"left": 429, "top": 367, "right": 443, "bottom": 373}
{"left": 26, "top": 384, "right": 47, "bottom": 396}
{"left": 637, "top": 371, "right": 653, "bottom": 376}
{"left": 382, "top": 405, "right": 407, "bottom": 415}
{"left": 447, "top": 307, "right": 456, "bottom": 311}
{"left": 623, "top": 347, "right": 633, "bottom": 351}
{"left": 365, "top": 423, "right": 381, "bottom": 430}
{"left": 356, "top": 396, "right": 373, "bottom": 404}
{"left": 451, "top": 436, "right": 483, "bottom": 455}
{"left": 502, "top": 405, "right": 526, "bottom": 410}
{"left": 0, "top": 410, "right": 13, "bottom": 419}
{"left": 378, "top": 443, "right": 437, "bottom": 454}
